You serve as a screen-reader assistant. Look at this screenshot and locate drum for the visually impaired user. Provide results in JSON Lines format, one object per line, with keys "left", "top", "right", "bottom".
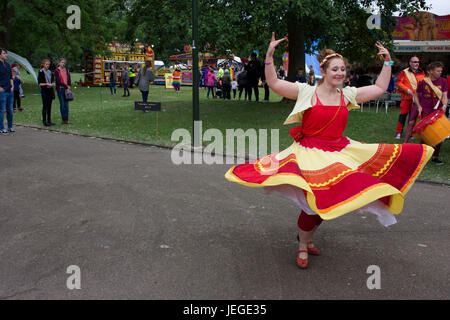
{"left": 413, "top": 109, "right": 450, "bottom": 146}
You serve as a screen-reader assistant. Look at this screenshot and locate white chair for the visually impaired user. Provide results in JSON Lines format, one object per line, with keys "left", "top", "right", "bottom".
{"left": 360, "top": 100, "right": 376, "bottom": 112}
{"left": 375, "top": 92, "right": 396, "bottom": 114}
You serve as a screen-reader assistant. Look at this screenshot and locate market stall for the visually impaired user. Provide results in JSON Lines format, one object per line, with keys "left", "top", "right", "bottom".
{"left": 392, "top": 12, "right": 450, "bottom": 72}
{"left": 82, "top": 42, "right": 155, "bottom": 86}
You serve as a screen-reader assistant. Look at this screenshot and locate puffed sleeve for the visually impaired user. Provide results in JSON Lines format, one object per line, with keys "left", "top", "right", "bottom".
{"left": 283, "top": 82, "right": 315, "bottom": 125}
{"left": 341, "top": 86, "right": 360, "bottom": 110}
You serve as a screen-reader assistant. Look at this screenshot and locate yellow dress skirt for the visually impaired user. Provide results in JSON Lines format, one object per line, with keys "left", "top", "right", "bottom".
{"left": 225, "top": 100, "right": 434, "bottom": 226}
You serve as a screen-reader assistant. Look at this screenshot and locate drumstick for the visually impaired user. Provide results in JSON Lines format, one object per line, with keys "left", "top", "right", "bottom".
{"left": 433, "top": 99, "right": 440, "bottom": 110}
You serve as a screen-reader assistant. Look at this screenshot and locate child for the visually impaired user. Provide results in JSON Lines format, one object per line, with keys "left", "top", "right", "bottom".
{"left": 172, "top": 68, "right": 181, "bottom": 92}
{"left": 12, "top": 69, "right": 24, "bottom": 112}
{"left": 231, "top": 77, "right": 238, "bottom": 100}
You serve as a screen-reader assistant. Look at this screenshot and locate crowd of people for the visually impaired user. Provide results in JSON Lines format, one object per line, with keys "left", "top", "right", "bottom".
{"left": 1, "top": 45, "right": 449, "bottom": 162}
{"left": 108, "top": 62, "right": 156, "bottom": 101}
{"left": 201, "top": 52, "right": 288, "bottom": 102}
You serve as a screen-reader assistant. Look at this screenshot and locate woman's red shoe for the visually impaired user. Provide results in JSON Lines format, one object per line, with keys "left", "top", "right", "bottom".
{"left": 296, "top": 250, "right": 308, "bottom": 269}
{"left": 307, "top": 241, "right": 321, "bottom": 255}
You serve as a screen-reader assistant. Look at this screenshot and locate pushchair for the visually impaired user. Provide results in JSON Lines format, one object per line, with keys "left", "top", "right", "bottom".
{"left": 215, "top": 80, "right": 223, "bottom": 98}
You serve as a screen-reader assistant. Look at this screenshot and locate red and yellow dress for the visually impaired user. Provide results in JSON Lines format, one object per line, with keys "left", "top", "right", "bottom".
{"left": 225, "top": 84, "right": 434, "bottom": 226}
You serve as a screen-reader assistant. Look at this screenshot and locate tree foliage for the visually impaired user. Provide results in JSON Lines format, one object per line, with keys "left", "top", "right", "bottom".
{"left": 0, "top": 0, "right": 125, "bottom": 69}
{"left": 1, "top": 0, "right": 430, "bottom": 75}
{"left": 125, "top": 0, "right": 429, "bottom": 80}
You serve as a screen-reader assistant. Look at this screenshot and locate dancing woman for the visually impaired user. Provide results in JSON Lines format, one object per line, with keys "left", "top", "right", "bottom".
{"left": 225, "top": 33, "right": 434, "bottom": 269}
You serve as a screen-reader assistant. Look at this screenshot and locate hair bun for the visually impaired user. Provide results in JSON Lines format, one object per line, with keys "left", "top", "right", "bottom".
{"left": 317, "top": 49, "right": 336, "bottom": 64}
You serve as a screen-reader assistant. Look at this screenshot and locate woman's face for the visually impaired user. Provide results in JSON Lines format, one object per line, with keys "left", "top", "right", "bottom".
{"left": 323, "top": 58, "right": 346, "bottom": 86}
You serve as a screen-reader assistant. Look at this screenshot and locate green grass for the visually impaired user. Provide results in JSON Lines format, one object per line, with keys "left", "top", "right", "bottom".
{"left": 13, "top": 72, "right": 450, "bottom": 184}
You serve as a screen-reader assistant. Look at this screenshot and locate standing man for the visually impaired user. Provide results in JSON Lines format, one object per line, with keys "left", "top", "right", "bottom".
{"left": 395, "top": 56, "right": 425, "bottom": 139}
{"left": 0, "top": 47, "right": 15, "bottom": 134}
{"left": 261, "top": 63, "right": 270, "bottom": 102}
{"left": 128, "top": 64, "right": 136, "bottom": 89}
{"left": 405, "top": 61, "right": 448, "bottom": 165}
{"left": 247, "top": 52, "right": 262, "bottom": 102}
{"left": 221, "top": 69, "right": 232, "bottom": 100}
{"left": 237, "top": 65, "right": 248, "bottom": 100}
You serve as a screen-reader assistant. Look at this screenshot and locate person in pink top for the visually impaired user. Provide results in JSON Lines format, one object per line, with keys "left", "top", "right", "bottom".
{"left": 205, "top": 67, "right": 217, "bottom": 99}
{"left": 54, "top": 58, "right": 72, "bottom": 124}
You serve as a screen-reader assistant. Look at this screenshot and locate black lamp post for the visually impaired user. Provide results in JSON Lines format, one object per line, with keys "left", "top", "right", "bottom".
{"left": 192, "top": 0, "right": 200, "bottom": 148}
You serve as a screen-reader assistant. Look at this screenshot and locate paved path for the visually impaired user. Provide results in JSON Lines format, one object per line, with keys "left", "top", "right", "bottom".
{"left": 0, "top": 127, "right": 449, "bottom": 299}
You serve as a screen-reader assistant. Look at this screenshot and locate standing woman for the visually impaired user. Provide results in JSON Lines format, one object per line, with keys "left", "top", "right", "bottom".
{"left": 54, "top": 58, "right": 71, "bottom": 124}
{"left": 225, "top": 33, "right": 434, "bottom": 269}
{"left": 121, "top": 64, "right": 130, "bottom": 97}
{"left": 135, "top": 60, "right": 155, "bottom": 102}
{"left": 38, "top": 59, "right": 55, "bottom": 126}
{"left": 205, "top": 67, "right": 217, "bottom": 99}
{"left": 109, "top": 64, "right": 117, "bottom": 95}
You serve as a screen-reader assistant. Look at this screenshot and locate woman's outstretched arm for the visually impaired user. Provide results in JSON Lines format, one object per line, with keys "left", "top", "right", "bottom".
{"left": 265, "top": 32, "right": 299, "bottom": 100}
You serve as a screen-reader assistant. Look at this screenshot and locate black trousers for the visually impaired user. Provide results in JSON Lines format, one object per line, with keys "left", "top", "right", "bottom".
{"left": 238, "top": 85, "right": 247, "bottom": 100}
{"left": 247, "top": 83, "right": 259, "bottom": 101}
{"left": 222, "top": 84, "right": 231, "bottom": 99}
{"left": 264, "top": 83, "right": 270, "bottom": 101}
{"left": 41, "top": 89, "right": 53, "bottom": 123}
{"left": 13, "top": 91, "right": 21, "bottom": 109}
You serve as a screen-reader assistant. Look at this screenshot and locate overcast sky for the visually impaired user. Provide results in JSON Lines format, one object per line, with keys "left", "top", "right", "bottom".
{"left": 425, "top": 0, "right": 449, "bottom": 16}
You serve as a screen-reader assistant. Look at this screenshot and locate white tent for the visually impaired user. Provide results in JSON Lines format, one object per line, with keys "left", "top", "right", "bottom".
{"left": 6, "top": 51, "right": 38, "bottom": 84}
{"left": 305, "top": 53, "right": 322, "bottom": 79}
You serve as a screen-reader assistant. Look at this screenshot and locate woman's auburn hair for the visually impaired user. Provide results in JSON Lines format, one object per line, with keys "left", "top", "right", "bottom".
{"left": 317, "top": 48, "right": 346, "bottom": 72}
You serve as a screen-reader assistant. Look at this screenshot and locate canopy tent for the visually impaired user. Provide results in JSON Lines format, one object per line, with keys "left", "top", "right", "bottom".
{"left": 305, "top": 53, "right": 322, "bottom": 79}
{"left": 217, "top": 56, "right": 243, "bottom": 69}
{"left": 6, "top": 51, "right": 38, "bottom": 84}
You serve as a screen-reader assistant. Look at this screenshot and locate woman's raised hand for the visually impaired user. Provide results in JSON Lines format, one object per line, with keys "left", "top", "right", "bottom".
{"left": 266, "top": 32, "right": 288, "bottom": 60}
{"left": 375, "top": 42, "right": 391, "bottom": 62}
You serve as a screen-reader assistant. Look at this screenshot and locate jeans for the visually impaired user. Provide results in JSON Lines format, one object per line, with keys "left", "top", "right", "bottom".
{"left": 58, "top": 88, "right": 69, "bottom": 120}
{"left": 0, "top": 91, "right": 14, "bottom": 130}
{"left": 122, "top": 83, "right": 129, "bottom": 96}
{"left": 141, "top": 90, "right": 149, "bottom": 102}
{"left": 206, "top": 86, "right": 215, "bottom": 99}
{"left": 110, "top": 79, "right": 116, "bottom": 94}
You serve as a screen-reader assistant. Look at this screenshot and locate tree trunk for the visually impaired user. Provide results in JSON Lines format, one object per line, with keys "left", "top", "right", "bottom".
{"left": 287, "top": 16, "right": 305, "bottom": 82}
{"left": 280, "top": 12, "right": 305, "bottom": 103}
{"left": 0, "top": 0, "right": 13, "bottom": 48}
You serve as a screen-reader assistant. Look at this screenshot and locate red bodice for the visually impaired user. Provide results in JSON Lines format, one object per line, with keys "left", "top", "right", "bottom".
{"left": 289, "top": 90, "right": 350, "bottom": 151}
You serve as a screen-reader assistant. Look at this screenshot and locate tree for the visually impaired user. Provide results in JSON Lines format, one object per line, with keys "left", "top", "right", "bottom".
{"left": 125, "top": 0, "right": 428, "bottom": 82}
{"left": 0, "top": 0, "right": 125, "bottom": 68}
